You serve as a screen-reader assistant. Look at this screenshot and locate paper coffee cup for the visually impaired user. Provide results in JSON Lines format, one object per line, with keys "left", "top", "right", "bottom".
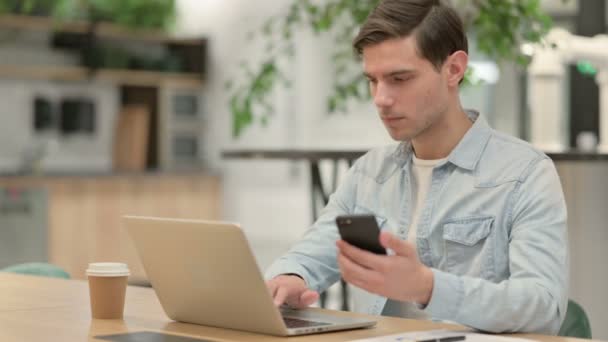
{"left": 86, "top": 263, "right": 130, "bottom": 319}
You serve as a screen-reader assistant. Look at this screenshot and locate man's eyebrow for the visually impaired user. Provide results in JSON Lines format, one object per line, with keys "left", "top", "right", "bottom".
{"left": 387, "top": 69, "right": 416, "bottom": 77}
{"left": 364, "top": 69, "right": 416, "bottom": 78}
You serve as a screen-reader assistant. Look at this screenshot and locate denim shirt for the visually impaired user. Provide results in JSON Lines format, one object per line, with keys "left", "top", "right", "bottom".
{"left": 265, "top": 111, "right": 569, "bottom": 334}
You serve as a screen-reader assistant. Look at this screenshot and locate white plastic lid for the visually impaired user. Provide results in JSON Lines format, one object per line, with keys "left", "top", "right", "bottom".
{"left": 86, "top": 262, "right": 130, "bottom": 277}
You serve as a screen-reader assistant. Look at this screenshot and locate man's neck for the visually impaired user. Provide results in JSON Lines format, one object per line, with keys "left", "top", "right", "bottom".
{"left": 411, "top": 108, "right": 473, "bottom": 160}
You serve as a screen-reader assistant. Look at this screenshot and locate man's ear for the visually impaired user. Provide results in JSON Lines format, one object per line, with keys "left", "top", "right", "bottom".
{"left": 444, "top": 50, "right": 468, "bottom": 87}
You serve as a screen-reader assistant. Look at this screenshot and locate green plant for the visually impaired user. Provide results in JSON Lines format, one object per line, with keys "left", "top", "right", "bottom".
{"left": 228, "top": 0, "right": 553, "bottom": 137}
{"left": 86, "top": 0, "right": 176, "bottom": 30}
{"left": 0, "top": 0, "right": 55, "bottom": 16}
{"left": 0, "top": 0, "right": 176, "bottom": 31}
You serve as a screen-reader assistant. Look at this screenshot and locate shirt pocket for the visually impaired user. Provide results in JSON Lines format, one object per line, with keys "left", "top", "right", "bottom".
{"left": 441, "top": 216, "right": 495, "bottom": 279}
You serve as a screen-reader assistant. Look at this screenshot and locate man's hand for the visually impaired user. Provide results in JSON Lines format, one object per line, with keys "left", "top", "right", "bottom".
{"left": 337, "top": 230, "right": 434, "bottom": 305}
{"left": 266, "top": 274, "right": 319, "bottom": 308}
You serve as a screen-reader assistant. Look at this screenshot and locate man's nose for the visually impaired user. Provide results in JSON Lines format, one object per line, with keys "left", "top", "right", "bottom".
{"left": 373, "top": 83, "right": 394, "bottom": 108}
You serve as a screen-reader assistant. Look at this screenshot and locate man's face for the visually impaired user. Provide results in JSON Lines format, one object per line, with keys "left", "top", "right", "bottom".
{"left": 363, "top": 36, "right": 449, "bottom": 141}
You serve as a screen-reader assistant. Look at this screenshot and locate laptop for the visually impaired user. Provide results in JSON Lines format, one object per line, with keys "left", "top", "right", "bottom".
{"left": 123, "top": 215, "right": 377, "bottom": 336}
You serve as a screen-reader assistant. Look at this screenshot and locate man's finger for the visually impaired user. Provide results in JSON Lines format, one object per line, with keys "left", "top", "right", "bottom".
{"left": 344, "top": 274, "right": 367, "bottom": 292}
{"left": 267, "top": 281, "right": 278, "bottom": 297}
{"left": 298, "top": 290, "right": 319, "bottom": 308}
{"left": 379, "top": 231, "right": 412, "bottom": 257}
{"left": 338, "top": 253, "right": 364, "bottom": 285}
{"left": 273, "top": 286, "right": 288, "bottom": 307}
{"left": 338, "top": 252, "right": 382, "bottom": 288}
{"left": 336, "top": 240, "right": 387, "bottom": 272}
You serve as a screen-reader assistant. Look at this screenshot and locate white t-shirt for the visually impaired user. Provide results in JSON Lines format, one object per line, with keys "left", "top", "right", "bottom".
{"left": 381, "top": 154, "right": 446, "bottom": 319}
{"left": 406, "top": 154, "right": 446, "bottom": 247}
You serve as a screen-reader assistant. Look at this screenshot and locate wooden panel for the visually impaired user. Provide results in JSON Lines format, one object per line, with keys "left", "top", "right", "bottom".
{"left": 555, "top": 162, "right": 608, "bottom": 340}
{"left": 113, "top": 105, "right": 150, "bottom": 172}
{"left": 96, "top": 69, "right": 202, "bottom": 87}
{"left": 0, "top": 175, "right": 221, "bottom": 283}
{"left": 0, "top": 65, "right": 88, "bottom": 82}
{"left": 0, "top": 65, "right": 202, "bottom": 86}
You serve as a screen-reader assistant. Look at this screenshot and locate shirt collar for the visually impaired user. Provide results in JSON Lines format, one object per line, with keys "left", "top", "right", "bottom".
{"left": 391, "top": 110, "right": 492, "bottom": 171}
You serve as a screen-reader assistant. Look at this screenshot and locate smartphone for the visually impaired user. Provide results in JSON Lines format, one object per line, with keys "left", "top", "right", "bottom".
{"left": 335, "top": 214, "right": 386, "bottom": 254}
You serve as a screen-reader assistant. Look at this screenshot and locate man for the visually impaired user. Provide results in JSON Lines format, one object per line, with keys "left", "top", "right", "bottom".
{"left": 265, "top": 0, "right": 568, "bottom": 334}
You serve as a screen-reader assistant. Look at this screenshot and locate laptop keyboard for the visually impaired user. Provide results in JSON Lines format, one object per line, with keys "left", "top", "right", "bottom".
{"left": 283, "top": 317, "right": 332, "bottom": 329}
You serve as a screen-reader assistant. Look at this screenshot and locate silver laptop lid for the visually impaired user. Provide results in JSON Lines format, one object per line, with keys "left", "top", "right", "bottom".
{"left": 124, "top": 216, "right": 289, "bottom": 336}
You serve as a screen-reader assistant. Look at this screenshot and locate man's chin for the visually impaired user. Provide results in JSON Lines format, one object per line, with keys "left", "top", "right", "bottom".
{"left": 386, "top": 130, "right": 413, "bottom": 142}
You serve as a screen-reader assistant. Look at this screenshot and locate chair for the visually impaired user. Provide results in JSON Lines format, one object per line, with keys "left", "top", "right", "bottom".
{"left": 1, "top": 262, "right": 70, "bottom": 279}
{"left": 558, "top": 299, "right": 592, "bottom": 339}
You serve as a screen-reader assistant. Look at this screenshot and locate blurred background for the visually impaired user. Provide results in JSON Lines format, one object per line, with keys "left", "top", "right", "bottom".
{"left": 0, "top": 0, "right": 606, "bottom": 339}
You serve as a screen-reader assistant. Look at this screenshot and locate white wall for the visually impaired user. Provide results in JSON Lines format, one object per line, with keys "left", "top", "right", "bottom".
{"left": 0, "top": 79, "right": 118, "bottom": 173}
{"left": 0, "top": 29, "right": 119, "bottom": 173}
{"left": 174, "top": 0, "right": 391, "bottom": 273}
{"left": 175, "top": 0, "right": 308, "bottom": 271}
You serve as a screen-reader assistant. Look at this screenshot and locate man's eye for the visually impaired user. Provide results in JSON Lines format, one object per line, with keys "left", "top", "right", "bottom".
{"left": 395, "top": 75, "right": 415, "bottom": 83}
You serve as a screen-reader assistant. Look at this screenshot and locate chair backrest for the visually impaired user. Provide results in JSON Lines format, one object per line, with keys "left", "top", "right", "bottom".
{"left": 558, "top": 299, "right": 592, "bottom": 339}
{"left": 1, "top": 262, "right": 70, "bottom": 279}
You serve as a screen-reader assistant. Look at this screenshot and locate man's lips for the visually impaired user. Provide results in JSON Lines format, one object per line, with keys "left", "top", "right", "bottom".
{"left": 382, "top": 116, "right": 405, "bottom": 123}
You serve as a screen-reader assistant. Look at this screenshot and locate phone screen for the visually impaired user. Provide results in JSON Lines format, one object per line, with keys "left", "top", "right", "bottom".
{"left": 335, "top": 215, "right": 386, "bottom": 254}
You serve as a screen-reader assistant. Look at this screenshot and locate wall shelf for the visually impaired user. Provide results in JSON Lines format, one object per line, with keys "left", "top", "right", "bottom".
{"left": 0, "top": 65, "right": 203, "bottom": 86}
{"left": 0, "top": 14, "right": 207, "bottom": 172}
{"left": 0, "top": 14, "right": 206, "bottom": 84}
{"left": 0, "top": 13, "right": 89, "bottom": 34}
{"left": 0, "top": 14, "right": 203, "bottom": 46}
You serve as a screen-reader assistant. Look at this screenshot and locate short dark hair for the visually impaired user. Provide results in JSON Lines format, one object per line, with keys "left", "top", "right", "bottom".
{"left": 353, "top": 0, "right": 468, "bottom": 70}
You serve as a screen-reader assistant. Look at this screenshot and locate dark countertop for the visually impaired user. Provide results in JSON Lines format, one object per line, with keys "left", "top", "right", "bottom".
{"left": 223, "top": 149, "right": 608, "bottom": 162}
{"left": 222, "top": 149, "right": 367, "bottom": 161}
{"left": 546, "top": 151, "right": 608, "bottom": 161}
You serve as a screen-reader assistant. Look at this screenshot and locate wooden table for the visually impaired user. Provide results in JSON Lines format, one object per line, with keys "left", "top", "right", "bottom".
{"left": 0, "top": 273, "right": 596, "bottom": 342}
